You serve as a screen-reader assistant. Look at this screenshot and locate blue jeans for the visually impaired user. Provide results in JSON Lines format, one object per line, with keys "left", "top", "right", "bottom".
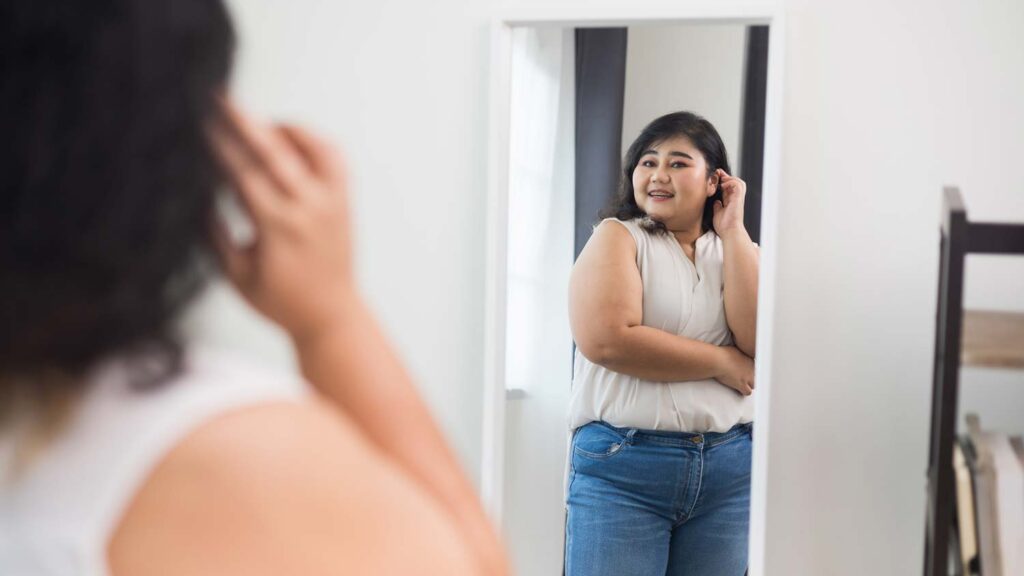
{"left": 565, "top": 421, "right": 752, "bottom": 576}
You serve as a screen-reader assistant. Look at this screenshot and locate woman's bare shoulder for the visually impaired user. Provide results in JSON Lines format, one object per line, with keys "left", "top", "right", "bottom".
{"left": 109, "top": 398, "right": 477, "bottom": 576}
{"left": 593, "top": 217, "right": 634, "bottom": 239}
{"left": 579, "top": 218, "right": 636, "bottom": 261}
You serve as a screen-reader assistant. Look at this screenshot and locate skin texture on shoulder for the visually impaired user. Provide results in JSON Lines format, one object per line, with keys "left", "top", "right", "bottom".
{"left": 108, "top": 399, "right": 480, "bottom": 576}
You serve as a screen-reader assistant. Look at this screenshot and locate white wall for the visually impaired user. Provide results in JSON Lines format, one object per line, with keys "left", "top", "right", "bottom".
{"left": 216, "top": 0, "right": 498, "bottom": 480}
{"left": 765, "top": 0, "right": 1024, "bottom": 573}
{"left": 205, "top": 1, "right": 1024, "bottom": 574}
{"left": 622, "top": 24, "right": 746, "bottom": 170}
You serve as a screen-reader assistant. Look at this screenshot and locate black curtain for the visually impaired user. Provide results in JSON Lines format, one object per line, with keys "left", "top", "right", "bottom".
{"left": 739, "top": 26, "right": 769, "bottom": 245}
{"left": 573, "top": 28, "right": 628, "bottom": 261}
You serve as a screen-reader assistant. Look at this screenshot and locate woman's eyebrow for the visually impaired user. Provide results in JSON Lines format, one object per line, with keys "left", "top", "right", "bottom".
{"left": 640, "top": 149, "right": 694, "bottom": 160}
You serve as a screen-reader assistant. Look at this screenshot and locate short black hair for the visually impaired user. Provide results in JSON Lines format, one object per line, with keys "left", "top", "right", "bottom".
{"left": 1, "top": 0, "right": 236, "bottom": 402}
{"left": 600, "top": 111, "right": 731, "bottom": 234}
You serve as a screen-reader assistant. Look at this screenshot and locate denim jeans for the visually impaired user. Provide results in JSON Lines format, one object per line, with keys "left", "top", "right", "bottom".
{"left": 565, "top": 421, "right": 752, "bottom": 576}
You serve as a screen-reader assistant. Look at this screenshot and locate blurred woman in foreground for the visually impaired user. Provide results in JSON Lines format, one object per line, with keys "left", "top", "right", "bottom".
{"left": 0, "top": 1, "right": 507, "bottom": 574}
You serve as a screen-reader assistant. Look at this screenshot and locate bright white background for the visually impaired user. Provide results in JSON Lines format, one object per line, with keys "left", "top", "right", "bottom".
{"left": 180, "top": 1, "right": 1024, "bottom": 574}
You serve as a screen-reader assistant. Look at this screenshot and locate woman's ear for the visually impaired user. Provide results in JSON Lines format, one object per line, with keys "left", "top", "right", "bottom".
{"left": 707, "top": 173, "right": 719, "bottom": 196}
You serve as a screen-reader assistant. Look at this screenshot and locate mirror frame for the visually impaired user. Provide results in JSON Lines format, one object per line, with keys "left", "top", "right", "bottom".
{"left": 481, "top": 3, "right": 785, "bottom": 573}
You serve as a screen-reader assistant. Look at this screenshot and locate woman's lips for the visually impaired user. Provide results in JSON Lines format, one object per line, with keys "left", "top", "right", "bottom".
{"left": 648, "top": 189, "right": 673, "bottom": 201}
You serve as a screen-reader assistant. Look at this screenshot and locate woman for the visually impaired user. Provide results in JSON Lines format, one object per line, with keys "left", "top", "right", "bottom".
{"left": 565, "top": 111, "right": 759, "bottom": 576}
{"left": 0, "top": 1, "right": 507, "bottom": 574}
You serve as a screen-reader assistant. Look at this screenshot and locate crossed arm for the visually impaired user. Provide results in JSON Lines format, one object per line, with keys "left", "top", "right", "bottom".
{"left": 569, "top": 221, "right": 753, "bottom": 396}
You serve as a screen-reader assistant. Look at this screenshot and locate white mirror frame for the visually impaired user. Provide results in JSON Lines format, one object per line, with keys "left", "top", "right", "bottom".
{"left": 482, "top": 3, "right": 784, "bottom": 573}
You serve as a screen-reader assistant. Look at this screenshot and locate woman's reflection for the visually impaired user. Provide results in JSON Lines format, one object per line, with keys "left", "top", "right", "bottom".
{"left": 566, "top": 111, "right": 759, "bottom": 576}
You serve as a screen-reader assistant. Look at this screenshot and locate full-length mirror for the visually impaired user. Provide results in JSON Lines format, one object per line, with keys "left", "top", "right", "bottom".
{"left": 484, "top": 13, "right": 781, "bottom": 576}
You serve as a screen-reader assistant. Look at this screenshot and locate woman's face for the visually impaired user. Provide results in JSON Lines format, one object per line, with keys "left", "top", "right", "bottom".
{"left": 631, "top": 135, "right": 717, "bottom": 230}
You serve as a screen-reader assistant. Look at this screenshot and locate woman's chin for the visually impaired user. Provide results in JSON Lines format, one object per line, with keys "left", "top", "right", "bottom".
{"left": 641, "top": 206, "right": 670, "bottom": 222}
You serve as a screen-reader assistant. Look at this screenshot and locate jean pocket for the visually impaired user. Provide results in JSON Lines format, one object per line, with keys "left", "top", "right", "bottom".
{"left": 572, "top": 422, "right": 628, "bottom": 460}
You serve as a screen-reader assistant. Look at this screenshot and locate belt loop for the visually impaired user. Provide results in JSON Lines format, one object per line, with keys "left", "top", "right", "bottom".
{"left": 625, "top": 428, "right": 638, "bottom": 445}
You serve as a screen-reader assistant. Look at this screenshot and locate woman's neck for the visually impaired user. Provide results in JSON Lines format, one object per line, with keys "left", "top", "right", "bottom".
{"left": 669, "top": 222, "right": 704, "bottom": 248}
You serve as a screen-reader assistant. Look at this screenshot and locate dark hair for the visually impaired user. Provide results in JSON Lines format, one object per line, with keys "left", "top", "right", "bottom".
{"left": 0, "top": 0, "right": 236, "bottom": 410}
{"left": 600, "top": 111, "right": 731, "bottom": 235}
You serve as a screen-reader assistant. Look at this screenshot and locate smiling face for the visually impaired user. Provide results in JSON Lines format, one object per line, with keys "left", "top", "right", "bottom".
{"left": 631, "top": 135, "right": 718, "bottom": 231}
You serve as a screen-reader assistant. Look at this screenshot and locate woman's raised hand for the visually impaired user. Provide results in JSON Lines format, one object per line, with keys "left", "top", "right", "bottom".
{"left": 210, "top": 99, "right": 356, "bottom": 343}
{"left": 712, "top": 168, "right": 747, "bottom": 237}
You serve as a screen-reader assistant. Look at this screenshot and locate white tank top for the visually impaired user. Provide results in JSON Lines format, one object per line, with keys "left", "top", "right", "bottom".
{"left": 0, "top": 346, "right": 309, "bottom": 576}
{"left": 568, "top": 217, "right": 755, "bottom": 433}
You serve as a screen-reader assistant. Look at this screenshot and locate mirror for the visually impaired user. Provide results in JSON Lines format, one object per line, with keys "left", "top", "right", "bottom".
{"left": 486, "top": 16, "right": 778, "bottom": 576}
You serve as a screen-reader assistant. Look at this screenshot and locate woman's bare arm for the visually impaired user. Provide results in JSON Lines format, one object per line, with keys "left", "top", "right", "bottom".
{"left": 713, "top": 169, "right": 759, "bottom": 357}
{"left": 292, "top": 298, "right": 508, "bottom": 574}
{"left": 206, "top": 101, "right": 507, "bottom": 575}
{"left": 721, "top": 228, "right": 759, "bottom": 357}
{"left": 570, "top": 221, "right": 752, "bottom": 395}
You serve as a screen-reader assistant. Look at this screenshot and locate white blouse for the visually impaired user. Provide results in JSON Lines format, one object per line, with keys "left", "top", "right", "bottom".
{"left": 568, "top": 217, "right": 754, "bottom": 433}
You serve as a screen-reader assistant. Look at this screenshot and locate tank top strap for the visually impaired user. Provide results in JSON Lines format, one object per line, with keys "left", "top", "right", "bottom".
{"left": 598, "top": 217, "right": 650, "bottom": 264}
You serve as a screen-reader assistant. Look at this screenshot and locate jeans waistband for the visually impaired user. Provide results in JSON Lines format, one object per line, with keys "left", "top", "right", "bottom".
{"left": 592, "top": 421, "right": 752, "bottom": 448}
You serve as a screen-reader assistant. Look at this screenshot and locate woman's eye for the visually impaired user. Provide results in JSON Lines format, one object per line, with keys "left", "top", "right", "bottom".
{"left": 641, "top": 160, "right": 656, "bottom": 167}
{"left": 671, "top": 162, "right": 687, "bottom": 169}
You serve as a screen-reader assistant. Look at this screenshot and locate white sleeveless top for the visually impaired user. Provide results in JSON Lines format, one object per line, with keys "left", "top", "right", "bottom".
{"left": 0, "top": 346, "right": 309, "bottom": 576}
{"left": 568, "top": 217, "right": 754, "bottom": 433}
